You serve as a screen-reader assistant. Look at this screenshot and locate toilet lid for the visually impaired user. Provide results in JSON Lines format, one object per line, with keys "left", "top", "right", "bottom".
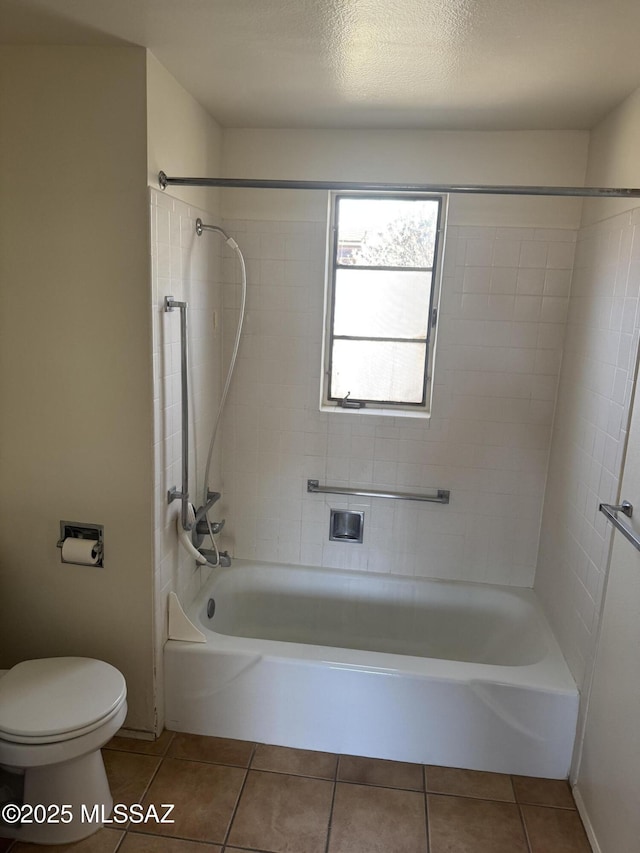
{"left": 0, "top": 657, "right": 127, "bottom": 741}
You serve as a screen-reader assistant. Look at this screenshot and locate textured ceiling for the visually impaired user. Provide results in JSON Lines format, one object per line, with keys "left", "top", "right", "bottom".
{"left": 2, "top": 0, "right": 640, "bottom": 129}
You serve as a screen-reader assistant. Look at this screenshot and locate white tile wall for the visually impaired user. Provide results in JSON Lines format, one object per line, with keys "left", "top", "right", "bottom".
{"left": 150, "top": 189, "right": 223, "bottom": 729}
{"left": 217, "top": 219, "right": 577, "bottom": 586}
{"left": 148, "top": 195, "right": 640, "bottom": 739}
{"left": 536, "top": 206, "right": 640, "bottom": 691}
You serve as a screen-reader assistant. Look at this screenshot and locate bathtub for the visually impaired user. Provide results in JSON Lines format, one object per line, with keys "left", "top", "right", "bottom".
{"left": 164, "top": 561, "right": 579, "bottom": 778}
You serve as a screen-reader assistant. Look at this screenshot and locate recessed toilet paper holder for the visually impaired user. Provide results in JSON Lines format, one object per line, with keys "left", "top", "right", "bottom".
{"left": 57, "top": 521, "right": 104, "bottom": 567}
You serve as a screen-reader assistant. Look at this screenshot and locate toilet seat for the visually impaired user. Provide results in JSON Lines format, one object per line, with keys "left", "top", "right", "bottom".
{"left": 0, "top": 657, "right": 127, "bottom": 745}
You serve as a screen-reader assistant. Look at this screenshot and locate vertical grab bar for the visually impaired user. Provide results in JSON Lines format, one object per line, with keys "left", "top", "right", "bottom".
{"left": 165, "top": 296, "right": 192, "bottom": 530}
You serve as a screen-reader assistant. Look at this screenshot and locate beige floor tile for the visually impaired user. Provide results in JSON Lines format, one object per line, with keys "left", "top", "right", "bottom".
{"left": 328, "top": 781, "right": 427, "bottom": 853}
{"left": 337, "top": 755, "right": 423, "bottom": 791}
{"left": 11, "top": 828, "right": 123, "bottom": 852}
{"left": 521, "top": 805, "right": 591, "bottom": 852}
{"left": 227, "top": 769, "right": 333, "bottom": 853}
{"left": 119, "top": 832, "right": 222, "bottom": 852}
{"left": 251, "top": 743, "right": 337, "bottom": 779}
{"left": 167, "top": 733, "right": 254, "bottom": 767}
{"left": 103, "top": 751, "right": 161, "bottom": 806}
{"left": 512, "top": 775, "right": 576, "bottom": 808}
{"left": 105, "top": 729, "right": 174, "bottom": 756}
{"left": 425, "top": 765, "right": 515, "bottom": 801}
{"left": 140, "top": 757, "right": 245, "bottom": 844}
{"left": 428, "top": 794, "right": 528, "bottom": 853}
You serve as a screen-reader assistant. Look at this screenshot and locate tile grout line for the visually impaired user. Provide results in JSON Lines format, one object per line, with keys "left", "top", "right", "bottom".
{"left": 221, "top": 742, "right": 258, "bottom": 849}
{"left": 518, "top": 804, "right": 535, "bottom": 853}
{"left": 113, "top": 825, "right": 128, "bottom": 853}
{"left": 245, "top": 740, "right": 258, "bottom": 771}
{"left": 112, "top": 738, "right": 169, "bottom": 841}
{"left": 420, "top": 789, "right": 522, "bottom": 805}
{"left": 323, "top": 778, "right": 338, "bottom": 853}
{"left": 511, "top": 778, "right": 535, "bottom": 852}
{"left": 423, "top": 766, "right": 431, "bottom": 853}
{"left": 125, "top": 826, "right": 230, "bottom": 848}
{"left": 152, "top": 753, "right": 424, "bottom": 791}
{"left": 107, "top": 731, "right": 173, "bottom": 847}
{"left": 321, "top": 754, "right": 340, "bottom": 853}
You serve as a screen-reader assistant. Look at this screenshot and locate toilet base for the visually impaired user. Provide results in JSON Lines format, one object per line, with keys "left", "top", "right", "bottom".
{"left": 4, "top": 749, "right": 113, "bottom": 845}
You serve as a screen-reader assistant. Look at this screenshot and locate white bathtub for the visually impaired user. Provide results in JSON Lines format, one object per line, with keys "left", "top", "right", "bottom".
{"left": 164, "top": 561, "right": 579, "bottom": 778}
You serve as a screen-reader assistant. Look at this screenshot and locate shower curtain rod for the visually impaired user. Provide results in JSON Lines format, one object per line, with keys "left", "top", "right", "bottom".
{"left": 158, "top": 171, "right": 640, "bottom": 198}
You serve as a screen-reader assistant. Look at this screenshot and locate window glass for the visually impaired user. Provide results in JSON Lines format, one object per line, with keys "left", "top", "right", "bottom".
{"left": 322, "top": 192, "right": 445, "bottom": 415}
{"left": 336, "top": 197, "right": 438, "bottom": 268}
{"left": 333, "top": 269, "right": 432, "bottom": 339}
{"left": 331, "top": 340, "right": 427, "bottom": 403}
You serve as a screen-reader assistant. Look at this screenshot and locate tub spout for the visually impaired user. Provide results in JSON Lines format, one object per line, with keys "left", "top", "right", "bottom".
{"left": 198, "top": 548, "right": 232, "bottom": 567}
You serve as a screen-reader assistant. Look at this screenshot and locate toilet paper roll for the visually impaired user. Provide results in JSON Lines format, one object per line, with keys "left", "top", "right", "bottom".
{"left": 61, "top": 537, "right": 101, "bottom": 565}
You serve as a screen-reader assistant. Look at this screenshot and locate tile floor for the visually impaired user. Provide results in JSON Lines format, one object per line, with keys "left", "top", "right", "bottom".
{"left": 0, "top": 731, "right": 592, "bottom": 852}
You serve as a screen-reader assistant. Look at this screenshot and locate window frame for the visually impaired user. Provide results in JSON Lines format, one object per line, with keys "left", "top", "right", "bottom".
{"left": 320, "top": 190, "right": 448, "bottom": 418}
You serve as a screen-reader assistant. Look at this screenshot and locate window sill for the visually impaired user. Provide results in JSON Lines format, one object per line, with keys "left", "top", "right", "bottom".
{"left": 320, "top": 402, "right": 431, "bottom": 419}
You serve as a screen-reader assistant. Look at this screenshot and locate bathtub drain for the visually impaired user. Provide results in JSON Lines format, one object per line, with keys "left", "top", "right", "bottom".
{"left": 207, "top": 598, "right": 216, "bottom": 619}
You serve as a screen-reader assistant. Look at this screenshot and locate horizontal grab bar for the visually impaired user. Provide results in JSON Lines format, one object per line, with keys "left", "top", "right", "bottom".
{"left": 599, "top": 500, "right": 640, "bottom": 553}
{"left": 307, "top": 480, "right": 450, "bottom": 504}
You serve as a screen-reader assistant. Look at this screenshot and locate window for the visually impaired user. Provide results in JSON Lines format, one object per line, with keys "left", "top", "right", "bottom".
{"left": 321, "top": 192, "right": 446, "bottom": 417}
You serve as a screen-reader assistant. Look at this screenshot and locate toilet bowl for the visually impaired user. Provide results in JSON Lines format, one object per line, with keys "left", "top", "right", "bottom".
{"left": 0, "top": 656, "right": 127, "bottom": 845}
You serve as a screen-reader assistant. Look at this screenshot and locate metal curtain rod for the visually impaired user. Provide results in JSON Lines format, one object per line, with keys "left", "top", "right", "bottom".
{"left": 158, "top": 171, "right": 640, "bottom": 199}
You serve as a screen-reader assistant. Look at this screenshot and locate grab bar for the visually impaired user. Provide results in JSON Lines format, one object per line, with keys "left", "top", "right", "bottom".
{"left": 307, "top": 480, "right": 450, "bottom": 504}
{"left": 165, "top": 296, "right": 191, "bottom": 530}
{"left": 599, "top": 500, "right": 640, "bottom": 553}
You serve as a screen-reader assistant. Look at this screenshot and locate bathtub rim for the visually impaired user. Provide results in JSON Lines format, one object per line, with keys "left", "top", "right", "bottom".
{"left": 172, "top": 559, "right": 578, "bottom": 697}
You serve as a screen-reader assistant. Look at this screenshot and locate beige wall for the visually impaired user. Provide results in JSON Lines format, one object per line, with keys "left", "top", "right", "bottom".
{"left": 0, "top": 46, "right": 155, "bottom": 732}
{"left": 222, "top": 128, "right": 588, "bottom": 227}
{"left": 147, "top": 52, "right": 222, "bottom": 214}
{"left": 582, "top": 85, "right": 640, "bottom": 226}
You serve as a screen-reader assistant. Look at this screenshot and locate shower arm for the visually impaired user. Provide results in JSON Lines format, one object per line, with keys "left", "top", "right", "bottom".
{"left": 196, "top": 219, "right": 229, "bottom": 239}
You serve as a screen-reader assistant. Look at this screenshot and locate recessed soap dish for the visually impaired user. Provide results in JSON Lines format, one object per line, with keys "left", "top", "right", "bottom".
{"left": 329, "top": 509, "right": 364, "bottom": 543}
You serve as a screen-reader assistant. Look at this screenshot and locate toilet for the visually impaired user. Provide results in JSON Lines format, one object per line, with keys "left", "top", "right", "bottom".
{"left": 0, "top": 656, "right": 127, "bottom": 845}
